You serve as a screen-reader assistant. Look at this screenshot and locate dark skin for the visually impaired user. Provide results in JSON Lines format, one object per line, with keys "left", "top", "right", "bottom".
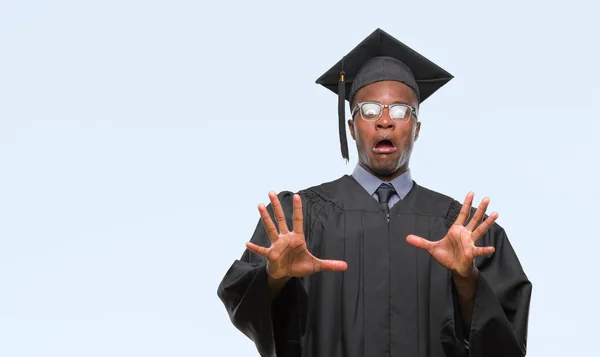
{"left": 246, "top": 80, "right": 498, "bottom": 332}
{"left": 348, "top": 80, "right": 421, "bottom": 180}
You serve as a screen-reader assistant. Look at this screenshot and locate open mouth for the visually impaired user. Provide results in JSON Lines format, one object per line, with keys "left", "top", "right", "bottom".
{"left": 373, "top": 139, "right": 397, "bottom": 153}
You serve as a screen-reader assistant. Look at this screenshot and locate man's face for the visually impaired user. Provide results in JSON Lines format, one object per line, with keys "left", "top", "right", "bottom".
{"left": 348, "top": 80, "right": 421, "bottom": 178}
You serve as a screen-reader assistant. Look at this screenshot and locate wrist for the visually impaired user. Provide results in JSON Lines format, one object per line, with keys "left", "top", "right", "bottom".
{"left": 265, "top": 265, "right": 292, "bottom": 299}
{"left": 266, "top": 263, "right": 291, "bottom": 281}
{"left": 451, "top": 265, "right": 478, "bottom": 282}
{"left": 267, "top": 273, "right": 291, "bottom": 284}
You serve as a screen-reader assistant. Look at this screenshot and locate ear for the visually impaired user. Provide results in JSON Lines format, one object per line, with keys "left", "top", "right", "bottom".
{"left": 414, "top": 121, "right": 421, "bottom": 142}
{"left": 348, "top": 119, "right": 356, "bottom": 140}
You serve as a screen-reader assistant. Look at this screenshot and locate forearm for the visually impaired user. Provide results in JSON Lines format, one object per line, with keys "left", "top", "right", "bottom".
{"left": 451, "top": 266, "right": 479, "bottom": 331}
{"left": 268, "top": 274, "right": 292, "bottom": 299}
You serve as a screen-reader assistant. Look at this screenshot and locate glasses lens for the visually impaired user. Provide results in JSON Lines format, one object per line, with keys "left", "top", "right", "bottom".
{"left": 360, "top": 103, "right": 382, "bottom": 120}
{"left": 389, "top": 105, "right": 410, "bottom": 121}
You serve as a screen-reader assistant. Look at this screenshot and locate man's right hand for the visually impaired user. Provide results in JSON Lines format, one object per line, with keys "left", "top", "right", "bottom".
{"left": 246, "top": 192, "right": 348, "bottom": 281}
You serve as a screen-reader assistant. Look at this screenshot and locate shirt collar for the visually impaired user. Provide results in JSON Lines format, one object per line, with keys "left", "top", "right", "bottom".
{"left": 351, "top": 164, "right": 414, "bottom": 199}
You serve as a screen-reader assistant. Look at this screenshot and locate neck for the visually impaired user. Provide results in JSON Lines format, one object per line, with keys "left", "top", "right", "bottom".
{"left": 359, "top": 162, "right": 409, "bottom": 181}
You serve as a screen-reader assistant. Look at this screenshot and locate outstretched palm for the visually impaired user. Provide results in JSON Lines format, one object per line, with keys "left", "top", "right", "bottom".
{"left": 246, "top": 192, "right": 348, "bottom": 280}
{"left": 406, "top": 192, "right": 497, "bottom": 277}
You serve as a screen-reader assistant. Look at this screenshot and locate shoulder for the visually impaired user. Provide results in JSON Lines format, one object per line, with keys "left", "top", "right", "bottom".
{"left": 410, "top": 183, "right": 506, "bottom": 228}
{"left": 269, "top": 176, "right": 347, "bottom": 212}
{"left": 408, "top": 182, "right": 457, "bottom": 219}
{"left": 297, "top": 175, "right": 348, "bottom": 208}
{"left": 412, "top": 183, "right": 456, "bottom": 206}
{"left": 414, "top": 183, "right": 508, "bottom": 235}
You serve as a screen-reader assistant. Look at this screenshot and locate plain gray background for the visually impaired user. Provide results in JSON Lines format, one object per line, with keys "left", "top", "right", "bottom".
{"left": 1, "top": 0, "right": 598, "bottom": 356}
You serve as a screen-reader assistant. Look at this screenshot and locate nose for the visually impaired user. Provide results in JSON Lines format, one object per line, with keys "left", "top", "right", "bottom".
{"left": 376, "top": 108, "right": 395, "bottom": 129}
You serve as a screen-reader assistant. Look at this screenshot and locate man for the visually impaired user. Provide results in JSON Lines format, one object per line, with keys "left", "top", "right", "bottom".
{"left": 217, "top": 28, "right": 532, "bottom": 357}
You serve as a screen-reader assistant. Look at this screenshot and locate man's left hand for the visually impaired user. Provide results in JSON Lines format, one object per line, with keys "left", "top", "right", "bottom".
{"left": 406, "top": 192, "right": 497, "bottom": 278}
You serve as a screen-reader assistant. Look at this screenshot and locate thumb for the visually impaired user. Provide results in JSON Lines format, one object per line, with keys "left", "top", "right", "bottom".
{"left": 406, "top": 234, "right": 434, "bottom": 252}
{"left": 316, "top": 259, "right": 348, "bottom": 273}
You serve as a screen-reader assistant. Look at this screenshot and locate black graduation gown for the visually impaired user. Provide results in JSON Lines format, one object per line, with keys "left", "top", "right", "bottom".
{"left": 217, "top": 175, "right": 532, "bottom": 357}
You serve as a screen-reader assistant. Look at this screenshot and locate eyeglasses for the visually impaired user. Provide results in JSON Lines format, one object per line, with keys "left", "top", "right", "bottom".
{"left": 351, "top": 101, "right": 418, "bottom": 123}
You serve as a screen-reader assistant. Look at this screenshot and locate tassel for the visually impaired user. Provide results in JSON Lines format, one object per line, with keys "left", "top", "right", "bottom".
{"left": 338, "top": 70, "right": 349, "bottom": 162}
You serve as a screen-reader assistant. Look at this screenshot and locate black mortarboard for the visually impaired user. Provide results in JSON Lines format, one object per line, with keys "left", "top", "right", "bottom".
{"left": 315, "top": 28, "right": 454, "bottom": 161}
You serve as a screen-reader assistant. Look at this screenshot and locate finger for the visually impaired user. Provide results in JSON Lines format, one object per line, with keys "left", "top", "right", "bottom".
{"left": 406, "top": 234, "right": 436, "bottom": 253}
{"left": 466, "top": 197, "right": 490, "bottom": 231}
{"left": 269, "top": 192, "right": 289, "bottom": 235}
{"left": 292, "top": 194, "right": 304, "bottom": 235}
{"left": 472, "top": 212, "right": 499, "bottom": 241}
{"left": 246, "top": 242, "right": 271, "bottom": 258}
{"left": 455, "top": 192, "right": 474, "bottom": 226}
{"left": 258, "top": 203, "right": 279, "bottom": 242}
{"left": 472, "top": 245, "right": 495, "bottom": 257}
{"left": 315, "top": 259, "right": 348, "bottom": 273}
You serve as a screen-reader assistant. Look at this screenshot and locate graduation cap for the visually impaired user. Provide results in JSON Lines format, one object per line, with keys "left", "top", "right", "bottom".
{"left": 315, "top": 28, "right": 454, "bottom": 161}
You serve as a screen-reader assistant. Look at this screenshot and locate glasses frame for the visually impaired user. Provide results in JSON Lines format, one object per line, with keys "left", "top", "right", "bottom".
{"left": 351, "top": 101, "right": 419, "bottom": 123}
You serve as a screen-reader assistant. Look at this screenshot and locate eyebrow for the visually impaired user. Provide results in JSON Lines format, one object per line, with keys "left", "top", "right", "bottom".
{"left": 358, "top": 100, "right": 414, "bottom": 106}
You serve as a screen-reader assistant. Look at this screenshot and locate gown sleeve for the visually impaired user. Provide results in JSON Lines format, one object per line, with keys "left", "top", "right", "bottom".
{"left": 216, "top": 191, "right": 308, "bottom": 357}
{"left": 443, "top": 202, "right": 533, "bottom": 357}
